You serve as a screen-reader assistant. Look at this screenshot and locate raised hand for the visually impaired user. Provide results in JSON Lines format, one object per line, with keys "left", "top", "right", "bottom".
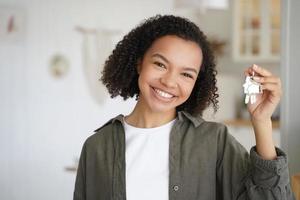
{"left": 244, "top": 64, "right": 282, "bottom": 122}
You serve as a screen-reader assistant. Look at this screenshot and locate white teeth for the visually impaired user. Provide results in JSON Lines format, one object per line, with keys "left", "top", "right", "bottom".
{"left": 154, "top": 88, "right": 174, "bottom": 98}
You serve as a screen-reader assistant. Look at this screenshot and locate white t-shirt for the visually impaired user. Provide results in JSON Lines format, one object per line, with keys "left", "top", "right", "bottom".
{"left": 123, "top": 117, "right": 176, "bottom": 200}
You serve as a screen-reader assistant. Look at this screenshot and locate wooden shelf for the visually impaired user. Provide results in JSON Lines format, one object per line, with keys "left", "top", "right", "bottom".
{"left": 224, "top": 119, "right": 279, "bottom": 129}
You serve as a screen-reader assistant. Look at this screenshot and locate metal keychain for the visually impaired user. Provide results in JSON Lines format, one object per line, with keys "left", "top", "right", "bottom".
{"left": 243, "top": 71, "right": 262, "bottom": 104}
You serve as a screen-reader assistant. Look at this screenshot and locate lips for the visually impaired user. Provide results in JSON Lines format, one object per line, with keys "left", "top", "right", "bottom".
{"left": 151, "top": 87, "right": 176, "bottom": 99}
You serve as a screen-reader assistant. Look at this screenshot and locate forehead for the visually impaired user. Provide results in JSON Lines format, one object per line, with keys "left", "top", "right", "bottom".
{"left": 145, "top": 35, "right": 203, "bottom": 69}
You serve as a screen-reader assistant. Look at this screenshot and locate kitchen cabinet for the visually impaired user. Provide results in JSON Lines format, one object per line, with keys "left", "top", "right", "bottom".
{"left": 232, "top": 0, "right": 281, "bottom": 62}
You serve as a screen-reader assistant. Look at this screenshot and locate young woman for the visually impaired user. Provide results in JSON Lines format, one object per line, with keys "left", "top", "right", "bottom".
{"left": 74, "top": 15, "right": 295, "bottom": 200}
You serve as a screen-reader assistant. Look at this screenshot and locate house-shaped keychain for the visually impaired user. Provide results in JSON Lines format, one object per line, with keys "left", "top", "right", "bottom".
{"left": 243, "top": 76, "right": 262, "bottom": 104}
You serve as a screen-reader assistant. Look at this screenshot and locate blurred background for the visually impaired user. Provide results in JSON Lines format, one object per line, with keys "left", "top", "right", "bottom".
{"left": 0, "top": 0, "right": 299, "bottom": 199}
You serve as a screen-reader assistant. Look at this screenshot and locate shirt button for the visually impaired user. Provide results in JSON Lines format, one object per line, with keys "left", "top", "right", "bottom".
{"left": 173, "top": 185, "right": 179, "bottom": 191}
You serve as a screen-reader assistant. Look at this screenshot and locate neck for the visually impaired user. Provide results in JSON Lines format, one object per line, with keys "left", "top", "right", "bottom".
{"left": 125, "top": 100, "right": 176, "bottom": 128}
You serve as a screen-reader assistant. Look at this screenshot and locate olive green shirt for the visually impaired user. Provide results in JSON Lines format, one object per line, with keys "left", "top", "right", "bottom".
{"left": 73, "top": 111, "right": 295, "bottom": 200}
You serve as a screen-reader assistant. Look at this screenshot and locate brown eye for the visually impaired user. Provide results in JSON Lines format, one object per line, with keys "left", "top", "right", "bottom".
{"left": 182, "top": 72, "right": 193, "bottom": 79}
{"left": 154, "top": 62, "right": 166, "bottom": 69}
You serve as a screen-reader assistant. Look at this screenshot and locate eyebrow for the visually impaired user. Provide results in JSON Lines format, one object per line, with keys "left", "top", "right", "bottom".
{"left": 151, "top": 53, "right": 198, "bottom": 74}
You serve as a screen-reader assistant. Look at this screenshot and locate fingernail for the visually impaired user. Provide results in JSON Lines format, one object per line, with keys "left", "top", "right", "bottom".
{"left": 253, "top": 64, "right": 258, "bottom": 69}
{"left": 253, "top": 76, "right": 260, "bottom": 81}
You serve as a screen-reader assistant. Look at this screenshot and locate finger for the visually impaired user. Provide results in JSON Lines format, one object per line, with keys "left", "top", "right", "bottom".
{"left": 253, "top": 76, "right": 281, "bottom": 85}
{"left": 261, "top": 83, "right": 282, "bottom": 96}
{"left": 252, "top": 64, "right": 272, "bottom": 77}
{"left": 244, "top": 66, "right": 255, "bottom": 76}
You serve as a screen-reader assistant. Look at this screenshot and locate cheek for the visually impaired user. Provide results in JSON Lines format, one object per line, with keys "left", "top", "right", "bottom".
{"left": 138, "top": 69, "right": 153, "bottom": 91}
{"left": 181, "top": 82, "right": 196, "bottom": 99}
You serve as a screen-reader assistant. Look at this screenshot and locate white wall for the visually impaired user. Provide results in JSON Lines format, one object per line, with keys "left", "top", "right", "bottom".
{"left": 0, "top": 0, "right": 175, "bottom": 199}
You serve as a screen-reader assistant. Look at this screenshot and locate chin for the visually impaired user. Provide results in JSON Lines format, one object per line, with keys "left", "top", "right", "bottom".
{"left": 147, "top": 102, "right": 177, "bottom": 114}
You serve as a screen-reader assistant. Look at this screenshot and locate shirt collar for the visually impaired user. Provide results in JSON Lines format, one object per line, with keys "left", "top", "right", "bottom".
{"left": 94, "top": 111, "right": 204, "bottom": 132}
{"left": 177, "top": 111, "right": 204, "bottom": 127}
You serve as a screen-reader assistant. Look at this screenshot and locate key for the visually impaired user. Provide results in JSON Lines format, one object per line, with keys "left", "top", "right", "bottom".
{"left": 243, "top": 72, "right": 262, "bottom": 104}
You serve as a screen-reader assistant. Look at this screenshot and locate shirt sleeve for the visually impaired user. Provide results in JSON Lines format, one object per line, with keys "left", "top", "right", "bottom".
{"left": 216, "top": 125, "right": 295, "bottom": 200}
{"left": 73, "top": 141, "right": 87, "bottom": 200}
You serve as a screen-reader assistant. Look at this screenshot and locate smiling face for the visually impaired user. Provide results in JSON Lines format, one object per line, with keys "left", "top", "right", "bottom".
{"left": 136, "top": 35, "right": 203, "bottom": 115}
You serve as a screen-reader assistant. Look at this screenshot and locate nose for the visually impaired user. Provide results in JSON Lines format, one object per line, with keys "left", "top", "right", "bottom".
{"left": 160, "top": 72, "right": 178, "bottom": 88}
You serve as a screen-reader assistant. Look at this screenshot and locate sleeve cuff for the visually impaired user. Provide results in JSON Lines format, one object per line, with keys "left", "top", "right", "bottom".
{"left": 249, "top": 146, "right": 290, "bottom": 188}
{"left": 250, "top": 146, "right": 288, "bottom": 175}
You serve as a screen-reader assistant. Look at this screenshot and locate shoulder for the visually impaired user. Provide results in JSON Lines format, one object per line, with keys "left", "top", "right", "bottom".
{"left": 193, "top": 116, "right": 229, "bottom": 138}
{"left": 179, "top": 111, "right": 229, "bottom": 137}
{"left": 179, "top": 111, "right": 227, "bottom": 133}
{"left": 84, "top": 114, "right": 123, "bottom": 149}
{"left": 198, "top": 120, "right": 239, "bottom": 146}
{"left": 198, "top": 120, "right": 228, "bottom": 133}
{"left": 180, "top": 112, "right": 232, "bottom": 147}
{"left": 196, "top": 120, "right": 233, "bottom": 147}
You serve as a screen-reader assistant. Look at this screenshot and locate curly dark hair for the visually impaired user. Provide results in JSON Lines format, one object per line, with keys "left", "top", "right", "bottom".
{"left": 101, "top": 14, "right": 219, "bottom": 116}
